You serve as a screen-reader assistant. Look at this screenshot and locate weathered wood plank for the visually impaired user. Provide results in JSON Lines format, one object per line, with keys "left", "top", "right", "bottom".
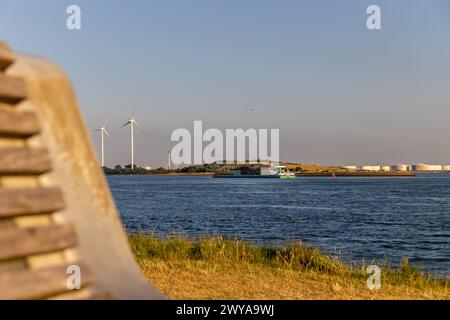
{"left": 0, "top": 108, "right": 40, "bottom": 137}
{"left": 0, "top": 187, "right": 65, "bottom": 218}
{"left": 0, "top": 49, "right": 15, "bottom": 71}
{"left": 0, "top": 224, "right": 78, "bottom": 261}
{"left": 0, "top": 73, "right": 27, "bottom": 104}
{"left": 0, "top": 262, "right": 93, "bottom": 300}
{"left": 0, "top": 147, "right": 52, "bottom": 175}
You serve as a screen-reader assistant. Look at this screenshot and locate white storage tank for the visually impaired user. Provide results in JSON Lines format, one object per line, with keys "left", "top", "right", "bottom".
{"left": 442, "top": 165, "right": 450, "bottom": 171}
{"left": 391, "top": 164, "right": 409, "bottom": 171}
{"left": 411, "top": 164, "right": 442, "bottom": 171}
{"left": 358, "top": 165, "right": 381, "bottom": 171}
{"left": 381, "top": 165, "right": 391, "bottom": 172}
{"left": 342, "top": 165, "right": 357, "bottom": 171}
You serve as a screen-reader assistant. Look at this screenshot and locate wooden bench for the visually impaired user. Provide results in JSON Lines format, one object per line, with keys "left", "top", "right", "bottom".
{"left": 0, "top": 42, "right": 163, "bottom": 299}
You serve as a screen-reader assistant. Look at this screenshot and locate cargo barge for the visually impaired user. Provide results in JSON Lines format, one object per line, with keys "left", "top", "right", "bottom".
{"left": 213, "top": 165, "right": 296, "bottom": 179}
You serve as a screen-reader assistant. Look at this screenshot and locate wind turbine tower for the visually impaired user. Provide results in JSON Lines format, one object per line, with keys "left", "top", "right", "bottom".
{"left": 95, "top": 119, "right": 111, "bottom": 167}
{"left": 122, "top": 108, "right": 148, "bottom": 170}
{"left": 168, "top": 151, "right": 171, "bottom": 170}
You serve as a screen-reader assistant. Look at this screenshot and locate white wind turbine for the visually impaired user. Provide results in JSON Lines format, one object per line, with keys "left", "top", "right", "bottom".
{"left": 122, "top": 108, "right": 148, "bottom": 170}
{"left": 95, "top": 119, "right": 111, "bottom": 167}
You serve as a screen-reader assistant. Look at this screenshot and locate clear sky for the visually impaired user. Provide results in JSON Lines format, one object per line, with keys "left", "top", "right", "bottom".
{"left": 1, "top": 0, "right": 450, "bottom": 167}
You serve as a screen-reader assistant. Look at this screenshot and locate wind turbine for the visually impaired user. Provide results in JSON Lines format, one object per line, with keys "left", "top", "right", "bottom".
{"left": 122, "top": 108, "right": 148, "bottom": 170}
{"left": 95, "top": 119, "right": 111, "bottom": 167}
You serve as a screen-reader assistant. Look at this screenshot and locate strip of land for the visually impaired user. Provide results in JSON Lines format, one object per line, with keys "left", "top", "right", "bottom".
{"left": 105, "top": 163, "right": 416, "bottom": 177}
{"left": 297, "top": 172, "right": 415, "bottom": 177}
{"left": 129, "top": 235, "right": 449, "bottom": 300}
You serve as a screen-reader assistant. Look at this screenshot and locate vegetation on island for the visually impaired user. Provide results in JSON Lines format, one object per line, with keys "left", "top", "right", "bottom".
{"left": 129, "top": 234, "right": 449, "bottom": 300}
{"left": 103, "top": 162, "right": 347, "bottom": 176}
{"left": 103, "top": 163, "right": 270, "bottom": 175}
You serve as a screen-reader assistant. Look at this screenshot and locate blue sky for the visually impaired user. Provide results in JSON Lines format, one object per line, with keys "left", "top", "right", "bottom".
{"left": 1, "top": 0, "right": 450, "bottom": 167}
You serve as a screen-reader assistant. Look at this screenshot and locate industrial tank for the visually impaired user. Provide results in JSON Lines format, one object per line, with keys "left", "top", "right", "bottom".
{"left": 391, "top": 164, "right": 409, "bottom": 171}
{"left": 411, "top": 164, "right": 442, "bottom": 171}
{"left": 358, "top": 165, "right": 381, "bottom": 171}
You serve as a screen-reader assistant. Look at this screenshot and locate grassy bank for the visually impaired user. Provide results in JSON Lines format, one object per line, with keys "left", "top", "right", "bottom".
{"left": 129, "top": 234, "right": 449, "bottom": 300}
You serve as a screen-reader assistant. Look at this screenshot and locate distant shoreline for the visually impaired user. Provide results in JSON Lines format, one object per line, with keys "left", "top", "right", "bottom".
{"left": 105, "top": 171, "right": 417, "bottom": 177}
{"left": 106, "top": 172, "right": 214, "bottom": 177}
{"left": 297, "top": 171, "right": 416, "bottom": 177}
{"left": 103, "top": 163, "right": 448, "bottom": 177}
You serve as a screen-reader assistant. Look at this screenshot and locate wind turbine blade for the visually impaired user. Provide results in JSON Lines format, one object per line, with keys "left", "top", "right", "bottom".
{"left": 134, "top": 120, "right": 149, "bottom": 137}
{"left": 132, "top": 97, "right": 137, "bottom": 118}
{"left": 104, "top": 129, "right": 112, "bottom": 139}
{"left": 103, "top": 118, "right": 108, "bottom": 128}
{"left": 121, "top": 121, "right": 131, "bottom": 128}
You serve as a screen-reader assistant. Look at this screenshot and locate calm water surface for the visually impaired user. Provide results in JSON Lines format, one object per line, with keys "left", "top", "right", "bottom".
{"left": 108, "top": 174, "right": 450, "bottom": 275}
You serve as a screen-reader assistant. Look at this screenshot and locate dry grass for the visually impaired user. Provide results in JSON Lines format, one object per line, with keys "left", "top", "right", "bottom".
{"left": 130, "top": 234, "right": 449, "bottom": 300}
{"left": 284, "top": 163, "right": 347, "bottom": 173}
